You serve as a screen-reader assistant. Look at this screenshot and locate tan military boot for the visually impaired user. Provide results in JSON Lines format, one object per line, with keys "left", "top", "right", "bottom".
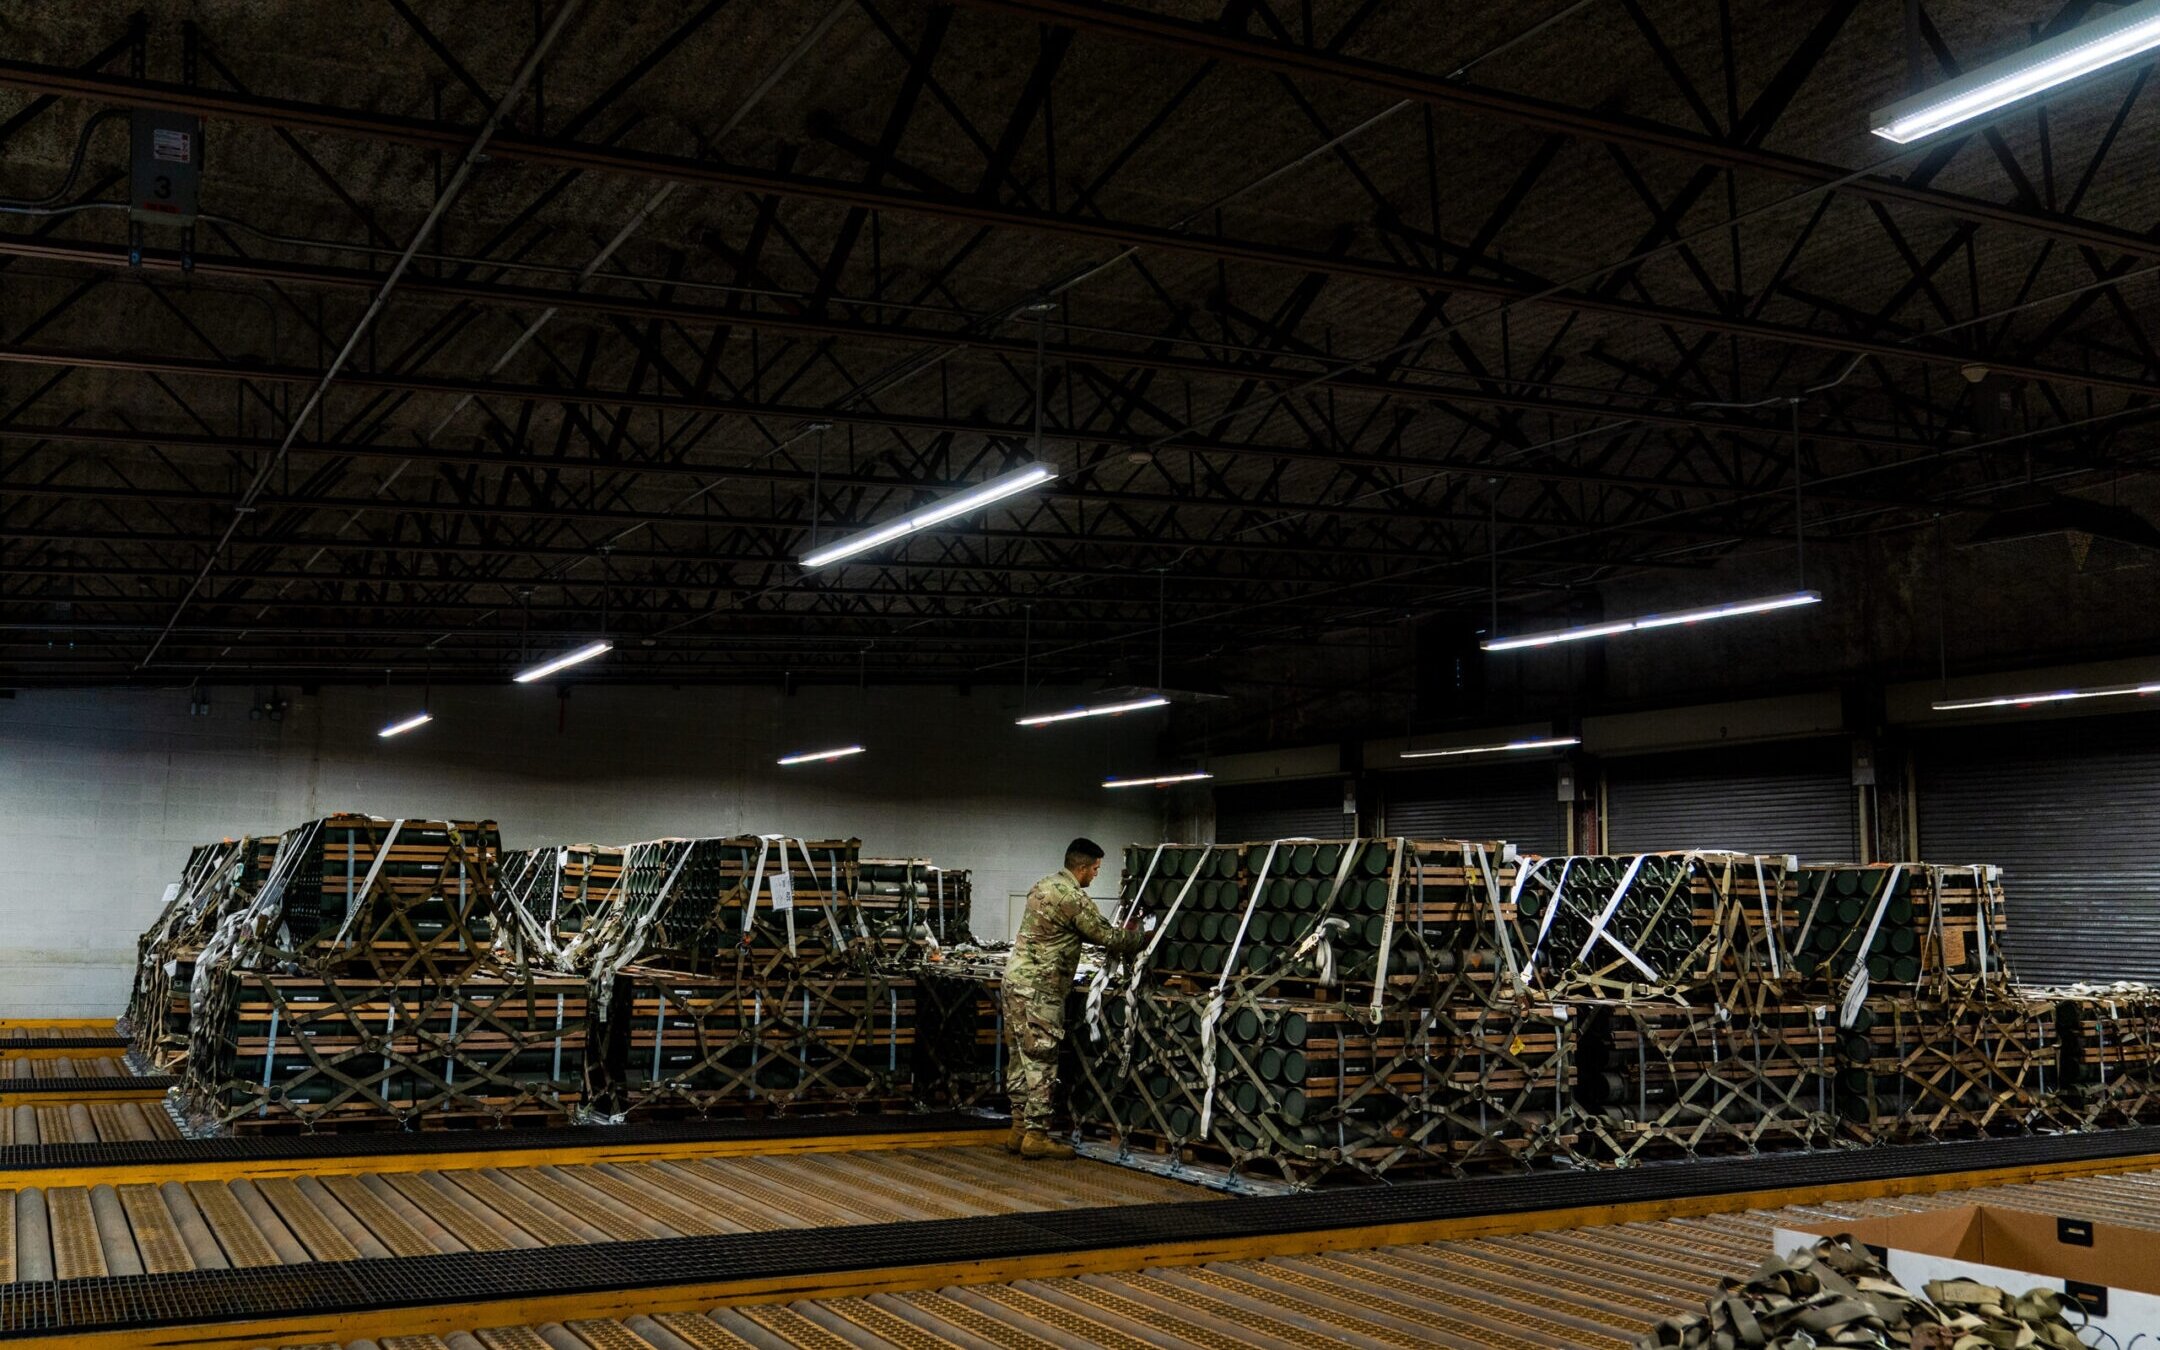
{"left": 1019, "top": 1129, "right": 1075, "bottom": 1161}
{"left": 1004, "top": 1122, "right": 1025, "bottom": 1154}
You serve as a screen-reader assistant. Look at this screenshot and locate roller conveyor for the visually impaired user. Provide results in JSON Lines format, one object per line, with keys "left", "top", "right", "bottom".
{"left": 0, "top": 1101, "right": 183, "bottom": 1145}
{"left": 0, "top": 1059, "right": 138, "bottom": 1081}
{"left": 0, "top": 1145, "right": 1210, "bottom": 1280}
{"left": 256, "top": 1166, "right": 2160, "bottom": 1350}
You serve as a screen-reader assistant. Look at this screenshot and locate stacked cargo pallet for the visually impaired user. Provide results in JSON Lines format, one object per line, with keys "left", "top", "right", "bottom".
{"left": 858, "top": 858, "right": 978, "bottom": 949}
{"left": 2033, "top": 982, "right": 2160, "bottom": 1130}
{"left": 174, "top": 814, "right": 590, "bottom": 1133}
{"left": 1070, "top": 839, "right": 1841, "bottom": 1185}
{"left": 1512, "top": 849, "right": 1833, "bottom": 1165}
{"left": 1790, "top": 862, "right": 2044, "bottom": 1142}
{"left": 909, "top": 948, "right": 1007, "bottom": 1111}
{"left": 858, "top": 858, "right": 1000, "bottom": 1111}
{"left": 578, "top": 835, "right": 910, "bottom": 1119}
{"left": 1070, "top": 837, "right": 1580, "bottom": 1185}
{"left": 123, "top": 835, "right": 281, "bottom": 1071}
{"left": 496, "top": 842, "right": 624, "bottom": 967}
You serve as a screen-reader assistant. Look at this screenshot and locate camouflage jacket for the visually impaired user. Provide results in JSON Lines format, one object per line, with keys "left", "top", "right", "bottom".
{"left": 1003, "top": 868, "right": 1143, "bottom": 992}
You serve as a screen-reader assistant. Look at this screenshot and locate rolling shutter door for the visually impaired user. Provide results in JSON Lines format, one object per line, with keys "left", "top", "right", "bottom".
{"left": 1916, "top": 713, "right": 2160, "bottom": 985}
{"left": 1213, "top": 779, "right": 1347, "bottom": 843}
{"left": 1606, "top": 739, "right": 1856, "bottom": 860}
{"left": 1383, "top": 763, "right": 1563, "bottom": 855}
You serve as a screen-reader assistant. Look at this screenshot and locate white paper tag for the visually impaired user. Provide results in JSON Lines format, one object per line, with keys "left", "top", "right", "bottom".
{"left": 769, "top": 873, "right": 794, "bottom": 912}
{"left": 161, "top": 883, "right": 182, "bottom": 906}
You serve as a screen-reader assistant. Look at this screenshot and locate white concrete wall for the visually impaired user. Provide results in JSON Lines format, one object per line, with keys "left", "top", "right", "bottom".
{"left": 0, "top": 682, "right": 1168, "bottom": 1017}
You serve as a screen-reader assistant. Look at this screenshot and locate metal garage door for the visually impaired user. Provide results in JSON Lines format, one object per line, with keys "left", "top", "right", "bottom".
{"left": 1606, "top": 739, "right": 1857, "bottom": 860}
{"left": 1382, "top": 762, "right": 1563, "bottom": 855}
{"left": 1213, "top": 779, "right": 1349, "bottom": 843}
{"left": 1916, "top": 713, "right": 2160, "bottom": 985}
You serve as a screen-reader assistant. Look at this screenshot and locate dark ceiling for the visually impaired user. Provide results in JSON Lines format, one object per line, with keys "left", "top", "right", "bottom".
{"left": 4, "top": 0, "right": 2158, "bottom": 688}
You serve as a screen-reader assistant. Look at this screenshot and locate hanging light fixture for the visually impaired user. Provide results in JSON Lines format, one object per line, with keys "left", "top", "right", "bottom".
{"left": 1932, "top": 680, "right": 2160, "bottom": 712}
{"left": 777, "top": 745, "right": 867, "bottom": 765}
{"left": 1871, "top": 0, "right": 2160, "bottom": 144}
{"left": 800, "top": 462, "right": 1057, "bottom": 569}
{"left": 378, "top": 711, "right": 433, "bottom": 738}
{"left": 1018, "top": 694, "right": 1172, "bottom": 727}
{"left": 1401, "top": 736, "right": 1579, "bottom": 759}
{"left": 1103, "top": 771, "right": 1212, "bottom": 788}
{"left": 513, "top": 639, "right": 612, "bottom": 683}
{"left": 1482, "top": 591, "right": 1820, "bottom": 652}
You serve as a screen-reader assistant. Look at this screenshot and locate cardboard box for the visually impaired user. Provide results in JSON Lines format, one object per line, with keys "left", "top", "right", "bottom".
{"left": 1776, "top": 1205, "right": 2158, "bottom": 1335}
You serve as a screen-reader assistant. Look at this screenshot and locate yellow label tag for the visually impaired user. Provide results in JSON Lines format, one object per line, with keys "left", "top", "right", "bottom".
{"left": 1508, "top": 1035, "right": 1526, "bottom": 1055}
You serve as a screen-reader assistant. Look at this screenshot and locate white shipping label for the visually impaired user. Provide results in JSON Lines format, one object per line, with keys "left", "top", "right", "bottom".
{"left": 161, "top": 883, "right": 182, "bottom": 906}
{"left": 769, "top": 874, "right": 794, "bottom": 911}
{"left": 152, "top": 128, "right": 193, "bottom": 163}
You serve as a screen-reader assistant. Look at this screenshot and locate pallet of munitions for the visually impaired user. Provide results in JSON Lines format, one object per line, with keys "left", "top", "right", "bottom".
{"left": 598, "top": 967, "right": 910, "bottom": 1117}
{"left": 858, "top": 858, "right": 977, "bottom": 949}
{"left": 910, "top": 952, "right": 1007, "bottom": 1111}
{"left": 195, "top": 973, "right": 589, "bottom": 1130}
{"left": 578, "top": 835, "right": 903, "bottom": 1119}
{"left": 2036, "top": 983, "right": 2160, "bottom": 1130}
{"left": 125, "top": 835, "right": 281, "bottom": 1070}
{"left": 1070, "top": 987, "right": 1575, "bottom": 1184}
{"left": 1114, "top": 837, "right": 1515, "bottom": 998}
{"left": 174, "top": 814, "right": 590, "bottom": 1133}
{"left": 497, "top": 842, "right": 624, "bottom": 966}
{"left": 1788, "top": 862, "right": 2015, "bottom": 993}
{"left": 1832, "top": 977, "right": 2057, "bottom": 1144}
{"left": 1505, "top": 850, "right": 1796, "bottom": 998}
{"left": 1571, "top": 996, "right": 1835, "bottom": 1164}
{"left": 1075, "top": 838, "right": 1583, "bottom": 1185}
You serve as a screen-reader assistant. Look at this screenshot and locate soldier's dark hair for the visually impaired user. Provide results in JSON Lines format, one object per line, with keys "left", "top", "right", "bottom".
{"left": 1065, "top": 838, "right": 1105, "bottom": 870}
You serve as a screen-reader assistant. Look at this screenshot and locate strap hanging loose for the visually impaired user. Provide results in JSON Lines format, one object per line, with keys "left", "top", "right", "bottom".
{"left": 1087, "top": 843, "right": 1166, "bottom": 1045}
{"left": 1838, "top": 868, "right": 1903, "bottom": 1028}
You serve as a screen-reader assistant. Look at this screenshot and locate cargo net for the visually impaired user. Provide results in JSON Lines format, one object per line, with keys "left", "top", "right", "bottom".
{"left": 1571, "top": 996, "right": 1834, "bottom": 1164}
{"left": 2031, "top": 982, "right": 2160, "bottom": 1130}
{"left": 497, "top": 843, "right": 624, "bottom": 969}
{"left": 1791, "top": 862, "right": 2016, "bottom": 1002}
{"left": 576, "top": 834, "right": 895, "bottom": 1119}
{"left": 125, "top": 836, "right": 280, "bottom": 1071}
{"left": 911, "top": 968, "right": 1006, "bottom": 1111}
{"left": 859, "top": 859, "right": 977, "bottom": 953}
{"left": 1833, "top": 977, "right": 2057, "bottom": 1144}
{"left": 1105, "top": 838, "right": 1517, "bottom": 1009}
{"left": 174, "top": 814, "right": 590, "bottom": 1134}
{"left": 1504, "top": 850, "right": 1793, "bottom": 1000}
{"left": 597, "top": 968, "right": 910, "bottom": 1118}
{"left": 1071, "top": 990, "right": 1573, "bottom": 1185}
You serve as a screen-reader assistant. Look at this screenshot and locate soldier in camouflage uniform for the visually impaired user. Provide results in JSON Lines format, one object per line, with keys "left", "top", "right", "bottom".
{"left": 1002, "top": 838, "right": 1145, "bottom": 1160}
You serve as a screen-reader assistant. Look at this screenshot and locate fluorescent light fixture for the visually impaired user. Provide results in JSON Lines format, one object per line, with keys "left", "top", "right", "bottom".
{"left": 1872, "top": 0, "right": 2160, "bottom": 143}
{"left": 377, "top": 711, "right": 433, "bottom": 738}
{"left": 1932, "top": 680, "right": 2160, "bottom": 712}
{"left": 777, "top": 744, "right": 867, "bottom": 765}
{"left": 1103, "top": 771, "right": 1213, "bottom": 788}
{"left": 1401, "top": 736, "right": 1580, "bottom": 760}
{"left": 801, "top": 462, "right": 1056, "bottom": 569}
{"left": 1483, "top": 591, "right": 1821, "bottom": 652}
{"left": 1016, "top": 694, "right": 1172, "bottom": 727}
{"left": 512, "top": 640, "right": 612, "bottom": 683}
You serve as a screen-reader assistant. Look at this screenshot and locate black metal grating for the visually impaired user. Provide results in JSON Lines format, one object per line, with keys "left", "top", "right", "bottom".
{"left": 0, "top": 1037, "right": 129, "bottom": 1051}
{"left": 0, "top": 1076, "right": 176, "bottom": 1096}
{"left": 1, "top": 1125, "right": 2155, "bottom": 1338}
{"left": 0, "top": 1109, "right": 998, "bottom": 1172}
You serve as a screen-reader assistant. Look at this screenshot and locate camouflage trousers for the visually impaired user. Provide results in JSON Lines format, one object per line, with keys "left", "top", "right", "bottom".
{"left": 1001, "top": 982, "right": 1065, "bottom": 1131}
